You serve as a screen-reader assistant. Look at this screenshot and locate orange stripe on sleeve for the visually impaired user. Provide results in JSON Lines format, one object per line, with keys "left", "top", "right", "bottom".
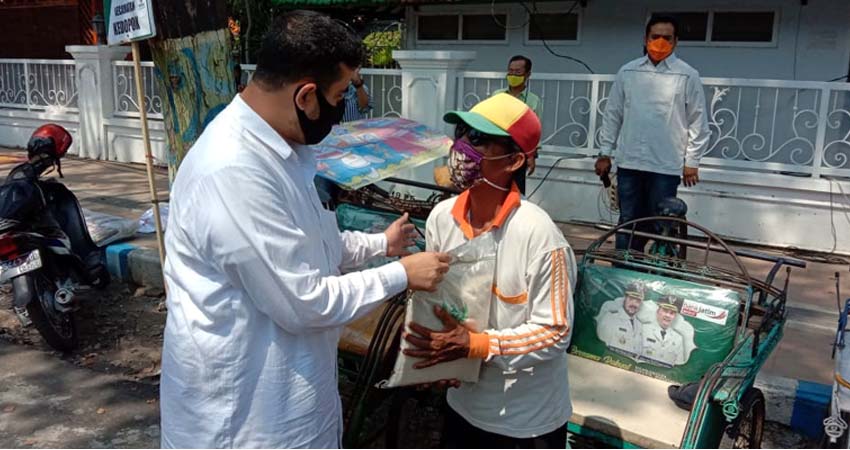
{"left": 499, "top": 326, "right": 568, "bottom": 349}
{"left": 550, "top": 250, "right": 558, "bottom": 326}
{"left": 560, "top": 250, "right": 570, "bottom": 327}
{"left": 501, "top": 327, "right": 570, "bottom": 355}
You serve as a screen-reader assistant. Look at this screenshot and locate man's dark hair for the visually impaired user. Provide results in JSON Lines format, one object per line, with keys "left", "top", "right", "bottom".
{"left": 253, "top": 10, "right": 365, "bottom": 91}
{"left": 646, "top": 15, "right": 679, "bottom": 38}
{"left": 509, "top": 55, "right": 532, "bottom": 73}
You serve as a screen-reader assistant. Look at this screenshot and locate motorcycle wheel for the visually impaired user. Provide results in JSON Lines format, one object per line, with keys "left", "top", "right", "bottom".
{"left": 22, "top": 272, "right": 78, "bottom": 352}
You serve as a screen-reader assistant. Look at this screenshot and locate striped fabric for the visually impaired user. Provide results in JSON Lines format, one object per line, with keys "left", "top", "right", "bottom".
{"left": 342, "top": 83, "right": 372, "bottom": 122}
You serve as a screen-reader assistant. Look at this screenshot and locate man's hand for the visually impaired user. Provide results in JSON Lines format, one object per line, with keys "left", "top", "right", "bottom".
{"left": 352, "top": 69, "right": 364, "bottom": 87}
{"left": 683, "top": 166, "right": 699, "bottom": 187}
{"left": 403, "top": 305, "right": 471, "bottom": 369}
{"left": 399, "top": 252, "right": 450, "bottom": 292}
{"left": 595, "top": 156, "right": 611, "bottom": 176}
{"left": 385, "top": 212, "right": 417, "bottom": 257}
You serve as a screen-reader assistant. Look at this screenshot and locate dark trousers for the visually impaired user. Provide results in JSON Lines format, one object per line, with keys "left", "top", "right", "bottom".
{"left": 615, "top": 167, "right": 681, "bottom": 252}
{"left": 442, "top": 406, "right": 568, "bottom": 449}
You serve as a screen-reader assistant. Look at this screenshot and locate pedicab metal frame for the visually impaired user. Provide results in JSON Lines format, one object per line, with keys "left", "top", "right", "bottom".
{"left": 330, "top": 178, "right": 454, "bottom": 448}
{"left": 573, "top": 216, "right": 806, "bottom": 448}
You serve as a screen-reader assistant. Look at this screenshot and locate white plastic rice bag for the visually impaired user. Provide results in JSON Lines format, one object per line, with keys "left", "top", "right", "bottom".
{"left": 381, "top": 233, "right": 497, "bottom": 388}
{"left": 83, "top": 209, "right": 140, "bottom": 247}
{"left": 138, "top": 203, "right": 169, "bottom": 234}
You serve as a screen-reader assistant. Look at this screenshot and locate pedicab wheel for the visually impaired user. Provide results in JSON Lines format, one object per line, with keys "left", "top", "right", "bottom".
{"left": 386, "top": 388, "right": 446, "bottom": 448}
{"left": 720, "top": 388, "right": 766, "bottom": 449}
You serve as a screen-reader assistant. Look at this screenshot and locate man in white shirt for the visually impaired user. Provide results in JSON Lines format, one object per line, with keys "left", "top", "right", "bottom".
{"left": 403, "top": 94, "right": 575, "bottom": 448}
{"left": 596, "top": 16, "right": 711, "bottom": 252}
{"left": 640, "top": 295, "right": 687, "bottom": 367}
{"left": 596, "top": 282, "right": 645, "bottom": 357}
{"left": 159, "top": 10, "right": 450, "bottom": 448}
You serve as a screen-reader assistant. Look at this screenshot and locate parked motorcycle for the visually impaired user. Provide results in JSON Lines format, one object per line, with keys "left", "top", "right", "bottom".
{"left": 1, "top": 124, "right": 109, "bottom": 351}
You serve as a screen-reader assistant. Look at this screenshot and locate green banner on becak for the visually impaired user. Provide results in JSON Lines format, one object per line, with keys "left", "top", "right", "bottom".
{"left": 569, "top": 265, "right": 741, "bottom": 384}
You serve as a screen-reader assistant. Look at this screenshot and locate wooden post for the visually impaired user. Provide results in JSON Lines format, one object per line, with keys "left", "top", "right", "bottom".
{"left": 131, "top": 41, "right": 166, "bottom": 270}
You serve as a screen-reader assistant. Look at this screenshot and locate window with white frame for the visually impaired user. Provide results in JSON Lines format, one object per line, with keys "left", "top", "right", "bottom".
{"left": 417, "top": 14, "right": 507, "bottom": 42}
{"left": 650, "top": 11, "right": 777, "bottom": 45}
{"left": 527, "top": 12, "right": 579, "bottom": 42}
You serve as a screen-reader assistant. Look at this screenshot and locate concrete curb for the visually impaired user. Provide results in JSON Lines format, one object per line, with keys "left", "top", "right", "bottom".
{"left": 105, "top": 243, "right": 163, "bottom": 288}
{"left": 756, "top": 374, "right": 832, "bottom": 439}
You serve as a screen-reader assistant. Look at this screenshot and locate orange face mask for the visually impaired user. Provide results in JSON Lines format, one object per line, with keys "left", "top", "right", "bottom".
{"left": 647, "top": 37, "right": 673, "bottom": 62}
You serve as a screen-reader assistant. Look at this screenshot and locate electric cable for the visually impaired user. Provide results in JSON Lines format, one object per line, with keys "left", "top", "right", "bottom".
{"left": 490, "top": 0, "right": 529, "bottom": 30}
{"left": 526, "top": 155, "right": 587, "bottom": 200}
{"left": 512, "top": 0, "right": 594, "bottom": 74}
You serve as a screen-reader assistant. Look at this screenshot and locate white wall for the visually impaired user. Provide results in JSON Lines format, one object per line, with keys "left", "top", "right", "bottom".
{"left": 528, "top": 154, "right": 850, "bottom": 255}
{"left": 408, "top": 0, "right": 850, "bottom": 81}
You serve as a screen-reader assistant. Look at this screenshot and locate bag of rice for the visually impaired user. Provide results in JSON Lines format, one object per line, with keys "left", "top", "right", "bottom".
{"left": 381, "top": 233, "right": 497, "bottom": 388}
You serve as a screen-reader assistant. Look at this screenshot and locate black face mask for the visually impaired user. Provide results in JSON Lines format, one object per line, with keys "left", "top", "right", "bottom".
{"left": 295, "top": 85, "right": 346, "bottom": 145}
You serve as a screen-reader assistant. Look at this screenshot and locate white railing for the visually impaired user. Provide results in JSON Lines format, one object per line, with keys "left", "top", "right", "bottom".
{"left": 457, "top": 71, "right": 850, "bottom": 178}
{"left": 2, "top": 57, "right": 846, "bottom": 178}
{"left": 239, "top": 65, "right": 402, "bottom": 120}
{"left": 360, "top": 68, "right": 402, "bottom": 119}
{"left": 112, "top": 61, "right": 164, "bottom": 119}
{"left": 0, "top": 59, "right": 78, "bottom": 113}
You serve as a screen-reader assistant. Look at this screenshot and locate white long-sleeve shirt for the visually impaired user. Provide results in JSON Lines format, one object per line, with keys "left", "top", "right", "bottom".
{"left": 159, "top": 95, "right": 408, "bottom": 448}
{"left": 426, "top": 184, "right": 576, "bottom": 438}
{"left": 599, "top": 54, "right": 711, "bottom": 176}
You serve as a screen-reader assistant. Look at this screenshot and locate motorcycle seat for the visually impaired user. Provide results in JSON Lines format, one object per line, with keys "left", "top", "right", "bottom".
{"left": 40, "top": 182, "right": 100, "bottom": 259}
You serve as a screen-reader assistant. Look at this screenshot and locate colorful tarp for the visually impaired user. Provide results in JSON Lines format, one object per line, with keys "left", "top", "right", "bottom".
{"left": 314, "top": 118, "right": 452, "bottom": 190}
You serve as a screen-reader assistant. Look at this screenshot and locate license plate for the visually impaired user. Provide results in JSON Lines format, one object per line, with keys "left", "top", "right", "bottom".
{"left": 0, "top": 250, "right": 42, "bottom": 283}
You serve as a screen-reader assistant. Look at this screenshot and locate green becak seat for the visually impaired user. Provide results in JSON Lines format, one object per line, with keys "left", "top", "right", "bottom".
{"left": 569, "top": 265, "right": 740, "bottom": 384}
{"left": 566, "top": 265, "right": 742, "bottom": 448}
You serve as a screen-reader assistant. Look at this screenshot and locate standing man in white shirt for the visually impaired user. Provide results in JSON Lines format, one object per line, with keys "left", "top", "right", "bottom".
{"left": 596, "top": 16, "right": 711, "bottom": 252}
{"left": 159, "top": 10, "right": 450, "bottom": 449}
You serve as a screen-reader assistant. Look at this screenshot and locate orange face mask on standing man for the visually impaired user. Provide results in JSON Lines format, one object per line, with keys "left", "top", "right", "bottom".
{"left": 646, "top": 37, "right": 674, "bottom": 62}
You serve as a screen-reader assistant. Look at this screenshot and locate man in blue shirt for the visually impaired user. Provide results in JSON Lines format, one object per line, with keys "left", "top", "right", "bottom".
{"left": 342, "top": 69, "right": 372, "bottom": 122}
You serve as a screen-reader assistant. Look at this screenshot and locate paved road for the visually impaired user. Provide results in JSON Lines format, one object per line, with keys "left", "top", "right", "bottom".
{"left": 0, "top": 337, "right": 816, "bottom": 449}
{"left": 0, "top": 342, "right": 160, "bottom": 448}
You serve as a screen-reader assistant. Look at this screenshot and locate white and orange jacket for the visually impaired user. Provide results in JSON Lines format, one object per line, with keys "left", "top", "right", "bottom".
{"left": 425, "top": 184, "right": 576, "bottom": 438}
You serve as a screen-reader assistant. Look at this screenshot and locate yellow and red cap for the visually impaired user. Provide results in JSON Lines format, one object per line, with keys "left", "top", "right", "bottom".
{"left": 443, "top": 93, "right": 541, "bottom": 155}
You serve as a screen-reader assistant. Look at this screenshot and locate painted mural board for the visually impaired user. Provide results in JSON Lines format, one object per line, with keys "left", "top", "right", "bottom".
{"left": 315, "top": 118, "right": 452, "bottom": 190}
